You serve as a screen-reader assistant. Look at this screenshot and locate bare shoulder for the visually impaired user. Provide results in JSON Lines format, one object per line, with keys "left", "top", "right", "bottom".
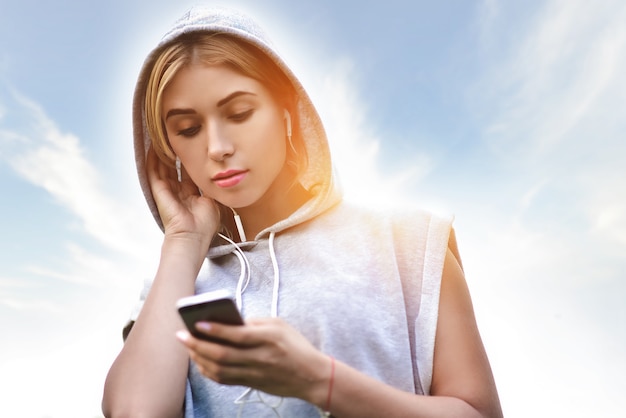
{"left": 431, "top": 248, "right": 503, "bottom": 418}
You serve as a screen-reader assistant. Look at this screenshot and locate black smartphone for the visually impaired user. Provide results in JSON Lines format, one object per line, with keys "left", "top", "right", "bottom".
{"left": 176, "top": 289, "right": 244, "bottom": 342}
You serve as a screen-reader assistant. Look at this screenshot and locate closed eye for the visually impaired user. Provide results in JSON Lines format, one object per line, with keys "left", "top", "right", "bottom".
{"left": 229, "top": 109, "right": 253, "bottom": 123}
{"left": 177, "top": 126, "right": 201, "bottom": 137}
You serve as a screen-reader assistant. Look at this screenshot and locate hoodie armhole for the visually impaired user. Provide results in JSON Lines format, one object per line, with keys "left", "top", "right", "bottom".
{"left": 414, "top": 215, "right": 453, "bottom": 395}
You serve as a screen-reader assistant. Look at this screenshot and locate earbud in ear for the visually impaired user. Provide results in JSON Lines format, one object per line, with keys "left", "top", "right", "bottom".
{"left": 284, "top": 109, "right": 292, "bottom": 138}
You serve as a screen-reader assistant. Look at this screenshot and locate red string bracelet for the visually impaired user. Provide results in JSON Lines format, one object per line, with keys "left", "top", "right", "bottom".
{"left": 324, "top": 356, "right": 335, "bottom": 414}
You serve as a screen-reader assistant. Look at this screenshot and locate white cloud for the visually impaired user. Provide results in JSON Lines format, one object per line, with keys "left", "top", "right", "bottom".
{"left": 301, "top": 58, "right": 435, "bottom": 211}
{"left": 0, "top": 309, "right": 128, "bottom": 418}
{"left": 481, "top": 1, "right": 626, "bottom": 150}
{"left": 0, "top": 294, "right": 65, "bottom": 313}
{"left": 22, "top": 242, "right": 136, "bottom": 287}
{"left": 2, "top": 89, "right": 160, "bottom": 257}
{"left": 467, "top": 1, "right": 626, "bottom": 416}
{"left": 474, "top": 0, "right": 626, "bottom": 245}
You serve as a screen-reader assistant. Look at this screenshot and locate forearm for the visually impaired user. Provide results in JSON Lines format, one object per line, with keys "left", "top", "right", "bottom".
{"left": 310, "top": 359, "right": 489, "bottom": 418}
{"left": 102, "top": 239, "right": 206, "bottom": 417}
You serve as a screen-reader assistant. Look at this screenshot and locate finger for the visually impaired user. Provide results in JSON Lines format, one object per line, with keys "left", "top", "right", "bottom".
{"left": 162, "top": 155, "right": 202, "bottom": 199}
{"left": 145, "top": 146, "right": 160, "bottom": 183}
{"left": 157, "top": 152, "right": 176, "bottom": 184}
{"left": 190, "top": 349, "right": 266, "bottom": 386}
{"left": 179, "top": 174, "right": 202, "bottom": 198}
{"left": 187, "top": 339, "right": 317, "bottom": 396}
{"left": 242, "top": 317, "right": 291, "bottom": 341}
{"left": 194, "top": 321, "right": 270, "bottom": 348}
{"left": 177, "top": 329, "right": 244, "bottom": 361}
{"left": 245, "top": 317, "right": 282, "bottom": 327}
{"left": 177, "top": 329, "right": 255, "bottom": 370}
{"left": 146, "top": 146, "right": 173, "bottom": 188}
{"left": 180, "top": 335, "right": 275, "bottom": 387}
{"left": 149, "top": 147, "right": 202, "bottom": 206}
{"left": 178, "top": 334, "right": 242, "bottom": 384}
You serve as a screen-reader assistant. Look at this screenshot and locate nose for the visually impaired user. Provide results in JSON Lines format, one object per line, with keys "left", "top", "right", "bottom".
{"left": 206, "top": 121, "right": 234, "bottom": 162}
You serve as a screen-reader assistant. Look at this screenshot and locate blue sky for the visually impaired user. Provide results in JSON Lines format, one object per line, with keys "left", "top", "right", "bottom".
{"left": 1, "top": 0, "right": 624, "bottom": 417}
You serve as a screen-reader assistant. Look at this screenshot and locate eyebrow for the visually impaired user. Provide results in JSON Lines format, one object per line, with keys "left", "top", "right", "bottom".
{"left": 164, "top": 91, "right": 257, "bottom": 120}
{"left": 217, "top": 91, "right": 256, "bottom": 107}
{"left": 165, "top": 108, "right": 195, "bottom": 120}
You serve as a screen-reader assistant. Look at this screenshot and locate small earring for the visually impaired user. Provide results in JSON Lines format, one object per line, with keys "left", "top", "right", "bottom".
{"left": 175, "top": 156, "right": 182, "bottom": 183}
{"left": 284, "top": 109, "right": 296, "bottom": 154}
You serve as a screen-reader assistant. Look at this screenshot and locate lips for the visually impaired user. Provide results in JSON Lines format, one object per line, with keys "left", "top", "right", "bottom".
{"left": 212, "top": 169, "right": 248, "bottom": 188}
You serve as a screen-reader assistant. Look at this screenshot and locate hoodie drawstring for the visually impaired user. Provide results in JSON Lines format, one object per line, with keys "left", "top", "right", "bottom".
{"left": 217, "top": 230, "right": 280, "bottom": 318}
{"left": 221, "top": 230, "right": 326, "bottom": 417}
{"left": 268, "top": 231, "right": 280, "bottom": 318}
{"left": 224, "top": 229, "right": 286, "bottom": 416}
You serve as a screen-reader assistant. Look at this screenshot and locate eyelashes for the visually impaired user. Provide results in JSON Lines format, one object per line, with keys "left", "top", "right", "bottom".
{"left": 173, "top": 109, "right": 255, "bottom": 138}
{"left": 228, "top": 109, "right": 253, "bottom": 122}
{"left": 177, "top": 126, "right": 200, "bottom": 138}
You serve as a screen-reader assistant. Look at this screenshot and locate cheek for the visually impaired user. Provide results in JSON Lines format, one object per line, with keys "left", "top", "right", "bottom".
{"left": 167, "top": 130, "right": 184, "bottom": 158}
{"left": 256, "top": 114, "right": 288, "bottom": 160}
{"left": 261, "top": 131, "right": 288, "bottom": 176}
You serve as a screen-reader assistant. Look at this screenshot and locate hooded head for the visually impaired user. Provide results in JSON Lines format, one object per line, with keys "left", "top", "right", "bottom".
{"left": 133, "top": 6, "right": 340, "bottom": 236}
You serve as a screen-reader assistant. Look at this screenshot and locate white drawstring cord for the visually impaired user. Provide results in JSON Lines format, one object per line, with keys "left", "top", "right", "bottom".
{"left": 268, "top": 231, "right": 280, "bottom": 318}
{"left": 235, "top": 388, "right": 284, "bottom": 418}
{"left": 223, "top": 218, "right": 283, "bottom": 415}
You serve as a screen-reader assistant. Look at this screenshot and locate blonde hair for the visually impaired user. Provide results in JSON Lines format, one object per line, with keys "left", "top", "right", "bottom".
{"left": 144, "top": 32, "right": 307, "bottom": 179}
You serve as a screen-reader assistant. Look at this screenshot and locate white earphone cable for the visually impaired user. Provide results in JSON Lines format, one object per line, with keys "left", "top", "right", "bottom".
{"left": 217, "top": 233, "right": 251, "bottom": 311}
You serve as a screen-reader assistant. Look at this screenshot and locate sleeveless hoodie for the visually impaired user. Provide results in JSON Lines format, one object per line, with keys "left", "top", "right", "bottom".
{"left": 130, "top": 6, "right": 455, "bottom": 417}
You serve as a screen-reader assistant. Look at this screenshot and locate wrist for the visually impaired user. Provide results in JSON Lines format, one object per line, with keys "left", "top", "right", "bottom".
{"left": 307, "top": 354, "right": 335, "bottom": 413}
{"left": 162, "top": 232, "right": 211, "bottom": 255}
{"left": 160, "top": 235, "right": 209, "bottom": 271}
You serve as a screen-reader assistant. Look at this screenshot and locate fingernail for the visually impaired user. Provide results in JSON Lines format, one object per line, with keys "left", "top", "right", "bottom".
{"left": 196, "top": 321, "right": 211, "bottom": 331}
{"left": 176, "top": 330, "right": 190, "bottom": 342}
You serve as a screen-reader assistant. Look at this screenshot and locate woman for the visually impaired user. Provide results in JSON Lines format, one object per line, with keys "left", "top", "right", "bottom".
{"left": 102, "top": 6, "right": 503, "bottom": 418}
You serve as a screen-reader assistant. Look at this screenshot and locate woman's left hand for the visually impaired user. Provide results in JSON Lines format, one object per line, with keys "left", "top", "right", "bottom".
{"left": 176, "top": 318, "right": 331, "bottom": 403}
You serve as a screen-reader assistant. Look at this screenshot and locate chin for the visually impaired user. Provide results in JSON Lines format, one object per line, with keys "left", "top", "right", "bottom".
{"left": 214, "top": 194, "right": 260, "bottom": 211}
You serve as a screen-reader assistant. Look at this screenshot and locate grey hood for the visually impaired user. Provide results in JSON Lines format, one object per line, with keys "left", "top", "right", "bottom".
{"left": 133, "top": 6, "right": 341, "bottom": 237}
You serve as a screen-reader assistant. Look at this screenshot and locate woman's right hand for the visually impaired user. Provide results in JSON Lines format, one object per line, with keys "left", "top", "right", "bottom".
{"left": 146, "top": 147, "right": 220, "bottom": 251}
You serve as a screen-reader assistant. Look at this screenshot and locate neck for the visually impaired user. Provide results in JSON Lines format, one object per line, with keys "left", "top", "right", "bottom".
{"left": 235, "top": 181, "right": 311, "bottom": 240}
